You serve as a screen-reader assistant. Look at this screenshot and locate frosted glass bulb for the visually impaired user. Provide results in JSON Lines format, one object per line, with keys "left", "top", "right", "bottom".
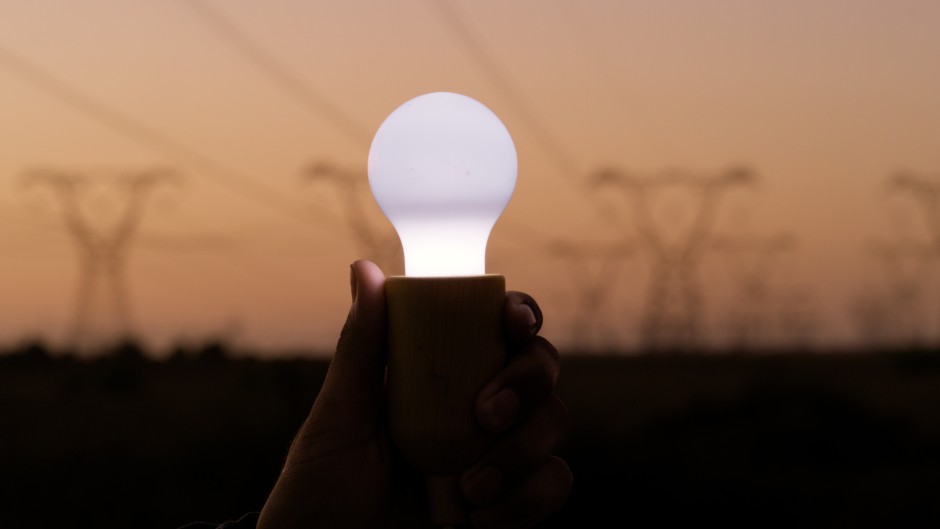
{"left": 368, "top": 92, "right": 517, "bottom": 277}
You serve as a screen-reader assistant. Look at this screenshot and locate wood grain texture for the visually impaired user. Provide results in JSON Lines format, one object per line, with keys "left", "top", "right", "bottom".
{"left": 386, "top": 275, "right": 507, "bottom": 526}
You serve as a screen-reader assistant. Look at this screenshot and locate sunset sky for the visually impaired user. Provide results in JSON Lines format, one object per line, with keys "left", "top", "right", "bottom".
{"left": 1, "top": 0, "right": 939, "bottom": 354}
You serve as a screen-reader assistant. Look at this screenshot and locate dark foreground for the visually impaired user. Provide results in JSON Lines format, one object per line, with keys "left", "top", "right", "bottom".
{"left": 1, "top": 344, "right": 939, "bottom": 528}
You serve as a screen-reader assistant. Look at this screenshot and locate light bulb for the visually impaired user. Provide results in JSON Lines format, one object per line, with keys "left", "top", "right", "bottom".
{"left": 368, "top": 92, "right": 517, "bottom": 277}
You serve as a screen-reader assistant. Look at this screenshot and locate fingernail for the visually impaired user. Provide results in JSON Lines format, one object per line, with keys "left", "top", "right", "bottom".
{"left": 349, "top": 264, "right": 358, "bottom": 302}
{"left": 461, "top": 465, "right": 503, "bottom": 505}
{"left": 521, "top": 303, "right": 537, "bottom": 331}
{"left": 524, "top": 301, "right": 543, "bottom": 333}
{"left": 486, "top": 389, "right": 520, "bottom": 431}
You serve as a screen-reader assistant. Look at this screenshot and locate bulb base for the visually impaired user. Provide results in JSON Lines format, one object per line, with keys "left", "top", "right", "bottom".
{"left": 386, "top": 274, "right": 507, "bottom": 525}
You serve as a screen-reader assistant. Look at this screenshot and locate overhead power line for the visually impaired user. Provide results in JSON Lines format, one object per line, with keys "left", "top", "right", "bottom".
{"left": 425, "top": 0, "right": 580, "bottom": 178}
{"left": 552, "top": 0, "right": 671, "bottom": 156}
{"left": 0, "top": 41, "right": 327, "bottom": 225}
{"left": 183, "top": 0, "right": 372, "bottom": 146}
{"left": 182, "top": 1, "right": 559, "bottom": 254}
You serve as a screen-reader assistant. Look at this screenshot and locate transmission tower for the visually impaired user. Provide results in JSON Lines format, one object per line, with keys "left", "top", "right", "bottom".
{"left": 22, "top": 167, "right": 179, "bottom": 352}
{"left": 301, "top": 162, "right": 402, "bottom": 274}
{"left": 591, "top": 166, "right": 755, "bottom": 351}
{"left": 711, "top": 232, "right": 796, "bottom": 350}
{"left": 883, "top": 170, "right": 940, "bottom": 342}
{"left": 889, "top": 171, "right": 940, "bottom": 246}
{"left": 866, "top": 240, "right": 933, "bottom": 347}
{"left": 545, "top": 238, "right": 634, "bottom": 352}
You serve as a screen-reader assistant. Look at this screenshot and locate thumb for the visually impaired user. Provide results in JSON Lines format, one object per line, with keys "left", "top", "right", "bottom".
{"left": 308, "top": 260, "right": 388, "bottom": 438}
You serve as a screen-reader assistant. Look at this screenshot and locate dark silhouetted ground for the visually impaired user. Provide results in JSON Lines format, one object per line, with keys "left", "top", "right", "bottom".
{"left": 1, "top": 341, "right": 939, "bottom": 528}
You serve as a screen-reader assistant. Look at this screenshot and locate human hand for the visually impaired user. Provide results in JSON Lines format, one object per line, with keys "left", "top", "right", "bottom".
{"left": 257, "top": 260, "right": 572, "bottom": 528}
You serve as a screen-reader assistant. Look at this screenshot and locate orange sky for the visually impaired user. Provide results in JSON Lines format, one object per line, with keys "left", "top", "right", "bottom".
{"left": 1, "top": 0, "right": 939, "bottom": 354}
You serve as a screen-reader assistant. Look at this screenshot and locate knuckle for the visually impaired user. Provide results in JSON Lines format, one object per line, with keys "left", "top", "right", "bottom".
{"left": 532, "top": 336, "right": 560, "bottom": 362}
{"left": 529, "top": 355, "right": 556, "bottom": 390}
{"left": 521, "top": 366, "right": 554, "bottom": 408}
{"left": 498, "top": 354, "right": 555, "bottom": 409}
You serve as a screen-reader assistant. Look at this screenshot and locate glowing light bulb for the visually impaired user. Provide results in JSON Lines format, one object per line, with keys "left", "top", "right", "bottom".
{"left": 368, "top": 92, "right": 517, "bottom": 277}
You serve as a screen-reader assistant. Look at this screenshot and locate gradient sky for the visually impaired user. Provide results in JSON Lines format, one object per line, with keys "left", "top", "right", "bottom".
{"left": 1, "top": 0, "right": 939, "bottom": 354}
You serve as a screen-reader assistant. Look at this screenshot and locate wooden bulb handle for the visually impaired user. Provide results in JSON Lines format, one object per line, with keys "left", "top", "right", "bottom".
{"left": 386, "top": 275, "right": 507, "bottom": 526}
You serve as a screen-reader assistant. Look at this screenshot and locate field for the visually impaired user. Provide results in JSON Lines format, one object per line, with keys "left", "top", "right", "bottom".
{"left": 1, "top": 343, "right": 939, "bottom": 528}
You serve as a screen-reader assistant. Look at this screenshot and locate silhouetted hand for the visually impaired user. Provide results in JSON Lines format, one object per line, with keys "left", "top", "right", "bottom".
{"left": 257, "top": 260, "right": 571, "bottom": 529}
